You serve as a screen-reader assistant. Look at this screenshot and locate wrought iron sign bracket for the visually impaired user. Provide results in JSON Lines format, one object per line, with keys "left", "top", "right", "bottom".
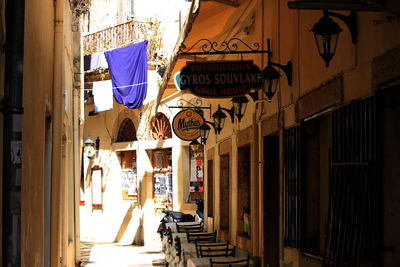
{"left": 178, "top": 38, "right": 272, "bottom": 57}
{"left": 168, "top": 98, "right": 212, "bottom": 117}
{"left": 168, "top": 98, "right": 211, "bottom": 110}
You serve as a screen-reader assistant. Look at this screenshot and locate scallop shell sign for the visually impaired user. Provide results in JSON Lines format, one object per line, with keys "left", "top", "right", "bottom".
{"left": 172, "top": 109, "right": 204, "bottom": 141}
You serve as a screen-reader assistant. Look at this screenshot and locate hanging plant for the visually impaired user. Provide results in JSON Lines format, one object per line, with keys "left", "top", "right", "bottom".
{"left": 69, "top": 0, "right": 92, "bottom": 17}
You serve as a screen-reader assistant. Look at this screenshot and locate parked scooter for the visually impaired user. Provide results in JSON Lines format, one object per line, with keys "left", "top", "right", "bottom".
{"left": 157, "top": 209, "right": 195, "bottom": 238}
{"left": 157, "top": 186, "right": 205, "bottom": 238}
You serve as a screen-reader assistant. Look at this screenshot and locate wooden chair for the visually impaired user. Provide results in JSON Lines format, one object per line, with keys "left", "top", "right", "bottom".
{"left": 196, "top": 241, "right": 236, "bottom": 258}
{"left": 209, "top": 255, "right": 250, "bottom": 267}
{"left": 175, "top": 222, "right": 203, "bottom": 233}
{"left": 186, "top": 230, "right": 217, "bottom": 243}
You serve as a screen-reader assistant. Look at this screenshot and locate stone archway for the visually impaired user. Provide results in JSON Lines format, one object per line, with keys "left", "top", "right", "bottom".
{"left": 117, "top": 118, "right": 137, "bottom": 142}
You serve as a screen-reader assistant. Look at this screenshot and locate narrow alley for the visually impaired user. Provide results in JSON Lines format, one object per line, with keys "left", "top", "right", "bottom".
{"left": 2, "top": 0, "right": 400, "bottom": 266}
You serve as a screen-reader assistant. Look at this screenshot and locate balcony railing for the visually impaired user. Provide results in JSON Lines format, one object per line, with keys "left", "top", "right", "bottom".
{"left": 83, "top": 20, "right": 163, "bottom": 63}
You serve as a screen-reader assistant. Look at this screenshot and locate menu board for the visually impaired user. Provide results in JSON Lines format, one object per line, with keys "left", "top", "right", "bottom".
{"left": 190, "top": 149, "right": 204, "bottom": 192}
{"left": 154, "top": 174, "right": 167, "bottom": 196}
{"left": 121, "top": 168, "right": 138, "bottom": 196}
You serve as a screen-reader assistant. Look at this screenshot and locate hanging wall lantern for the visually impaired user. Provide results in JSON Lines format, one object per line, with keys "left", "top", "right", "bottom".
{"left": 84, "top": 138, "right": 96, "bottom": 158}
{"left": 199, "top": 123, "right": 211, "bottom": 145}
{"left": 257, "top": 39, "right": 292, "bottom": 102}
{"left": 212, "top": 107, "right": 227, "bottom": 134}
{"left": 259, "top": 64, "right": 281, "bottom": 102}
{"left": 311, "top": 10, "right": 342, "bottom": 67}
{"left": 231, "top": 95, "right": 249, "bottom": 122}
{"left": 311, "top": 10, "right": 357, "bottom": 67}
{"left": 189, "top": 139, "right": 201, "bottom": 150}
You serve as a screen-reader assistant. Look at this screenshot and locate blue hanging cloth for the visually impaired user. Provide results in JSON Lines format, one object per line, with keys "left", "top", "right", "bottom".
{"left": 105, "top": 41, "right": 148, "bottom": 109}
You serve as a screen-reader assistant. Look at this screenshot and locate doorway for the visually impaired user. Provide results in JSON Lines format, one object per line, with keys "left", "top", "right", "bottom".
{"left": 219, "top": 154, "right": 230, "bottom": 237}
{"left": 152, "top": 148, "right": 173, "bottom": 209}
{"left": 263, "top": 135, "right": 279, "bottom": 267}
{"left": 381, "top": 85, "right": 400, "bottom": 266}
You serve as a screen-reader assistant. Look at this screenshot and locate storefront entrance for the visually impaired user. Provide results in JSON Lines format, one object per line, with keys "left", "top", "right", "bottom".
{"left": 151, "top": 148, "right": 173, "bottom": 209}
{"left": 263, "top": 135, "right": 279, "bottom": 267}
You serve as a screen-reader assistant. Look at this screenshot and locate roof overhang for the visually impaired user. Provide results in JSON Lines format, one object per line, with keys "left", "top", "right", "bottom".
{"left": 156, "top": 0, "right": 258, "bottom": 108}
{"left": 204, "top": 0, "right": 239, "bottom": 7}
{"left": 287, "top": 0, "right": 399, "bottom": 14}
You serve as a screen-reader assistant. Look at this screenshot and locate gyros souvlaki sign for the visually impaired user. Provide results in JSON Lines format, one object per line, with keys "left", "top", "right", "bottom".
{"left": 179, "top": 60, "right": 262, "bottom": 98}
{"left": 172, "top": 109, "right": 205, "bottom": 141}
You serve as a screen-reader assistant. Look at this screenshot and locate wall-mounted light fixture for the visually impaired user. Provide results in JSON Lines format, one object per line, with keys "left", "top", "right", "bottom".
{"left": 259, "top": 39, "right": 293, "bottom": 102}
{"left": 189, "top": 139, "right": 201, "bottom": 151}
{"left": 311, "top": 10, "right": 357, "bottom": 67}
{"left": 199, "top": 122, "right": 212, "bottom": 145}
{"left": 211, "top": 95, "right": 250, "bottom": 134}
{"left": 84, "top": 137, "right": 100, "bottom": 158}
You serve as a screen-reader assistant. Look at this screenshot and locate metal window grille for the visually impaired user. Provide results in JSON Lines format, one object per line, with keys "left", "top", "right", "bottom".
{"left": 284, "top": 125, "right": 302, "bottom": 248}
{"left": 323, "top": 96, "right": 379, "bottom": 267}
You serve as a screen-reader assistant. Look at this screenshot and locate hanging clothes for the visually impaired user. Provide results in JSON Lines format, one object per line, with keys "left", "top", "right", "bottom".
{"left": 92, "top": 80, "right": 113, "bottom": 112}
{"left": 105, "top": 41, "right": 148, "bottom": 109}
{"left": 84, "top": 52, "right": 108, "bottom": 71}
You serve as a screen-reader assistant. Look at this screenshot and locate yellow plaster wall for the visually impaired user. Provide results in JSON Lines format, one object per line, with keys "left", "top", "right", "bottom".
{"left": 22, "top": 0, "right": 55, "bottom": 266}
{"left": 197, "top": 0, "right": 400, "bottom": 265}
{"left": 22, "top": 0, "right": 78, "bottom": 266}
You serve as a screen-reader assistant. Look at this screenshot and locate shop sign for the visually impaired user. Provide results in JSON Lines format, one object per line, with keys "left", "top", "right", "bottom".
{"left": 172, "top": 109, "right": 204, "bottom": 141}
{"left": 179, "top": 60, "right": 262, "bottom": 98}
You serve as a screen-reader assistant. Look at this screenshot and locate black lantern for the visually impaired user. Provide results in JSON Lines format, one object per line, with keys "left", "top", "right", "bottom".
{"left": 199, "top": 123, "right": 211, "bottom": 145}
{"left": 212, "top": 107, "right": 226, "bottom": 134}
{"left": 189, "top": 139, "right": 201, "bottom": 150}
{"left": 257, "top": 39, "right": 292, "bottom": 102}
{"left": 231, "top": 95, "right": 249, "bottom": 122}
{"left": 259, "top": 64, "right": 281, "bottom": 102}
{"left": 311, "top": 10, "right": 357, "bottom": 67}
{"left": 212, "top": 95, "right": 250, "bottom": 133}
{"left": 84, "top": 138, "right": 97, "bottom": 158}
{"left": 311, "top": 10, "right": 342, "bottom": 67}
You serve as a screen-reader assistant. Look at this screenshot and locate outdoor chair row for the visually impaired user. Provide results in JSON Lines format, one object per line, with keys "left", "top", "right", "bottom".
{"left": 172, "top": 230, "right": 251, "bottom": 267}
{"left": 176, "top": 222, "right": 204, "bottom": 233}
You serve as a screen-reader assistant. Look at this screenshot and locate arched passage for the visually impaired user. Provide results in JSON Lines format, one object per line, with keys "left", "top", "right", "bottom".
{"left": 117, "top": 118, "right": 137, "bottom": 142}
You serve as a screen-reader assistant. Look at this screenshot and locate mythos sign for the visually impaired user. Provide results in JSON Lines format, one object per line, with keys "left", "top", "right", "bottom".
{"left": 172, "top": 109, "right": 205, "bottom": 141}
{"left": 179, "top": 60, "right": 262, "bottom": 98}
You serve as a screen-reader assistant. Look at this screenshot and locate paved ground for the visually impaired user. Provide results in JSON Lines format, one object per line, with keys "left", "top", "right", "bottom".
{"left": 79, "top": 241, "right": 166, "bottom": 267}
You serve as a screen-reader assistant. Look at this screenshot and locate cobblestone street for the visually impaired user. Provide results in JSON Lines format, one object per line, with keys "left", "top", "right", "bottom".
{"left": 79, "top": 241, "right": 166, "bottom": 267}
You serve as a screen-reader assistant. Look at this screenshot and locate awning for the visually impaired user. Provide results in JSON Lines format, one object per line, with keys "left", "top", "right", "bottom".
{"left": 156, "top": 0, "right": 259, "bottom": 108}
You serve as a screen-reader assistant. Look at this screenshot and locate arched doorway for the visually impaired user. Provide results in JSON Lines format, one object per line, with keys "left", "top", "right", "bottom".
{"left": 116, "top": 119, "right": 138, "bottom": 202}
{"left": 117, "top": 118, "right": 137, "bottom": 142}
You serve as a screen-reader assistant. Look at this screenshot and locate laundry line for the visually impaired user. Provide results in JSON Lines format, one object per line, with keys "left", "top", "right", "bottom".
{"left": 83, "top": 81, "right": 149, "bottom": 91}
